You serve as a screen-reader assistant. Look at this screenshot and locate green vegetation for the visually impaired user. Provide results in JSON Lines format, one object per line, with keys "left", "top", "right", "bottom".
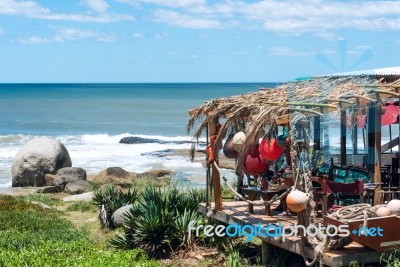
{"left": 66, "top": 201, "right": 97, "bottom": 212}
{"left": 381, "top": 249, "right": 400, "bottom": 267}
{"left": 93, "top": 185, "right": 139, "bottom": 228}
{"left": 16, "top": 193, "right": 60, "bottom": 207}
{"left": 109, "top": 187, "right": 205, "bottom": 258}
{"left": 0, "top": 195, "right": 160, "bottom": 267}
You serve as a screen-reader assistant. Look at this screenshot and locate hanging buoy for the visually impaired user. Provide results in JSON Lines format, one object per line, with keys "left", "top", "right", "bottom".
{"left": 206, "top": 145, "right": 214, "bottom": 164}
{"left": 259, "top": 138, "right": 284, "bottom": 161}
{"left": 223, "top": 134, "right": 238, "bottom": 159}
{"left": 376, "top": 206, "right": 391, "bottom": 217}
{"left": 387, "top": 199, "right": 400, "bottom": 215}
{"left": 244, "top": 146, "right": 268, "bottom": 176}
{"left": 286, "top": 190, "right": 308, "bottom": 212}
{"left": 232, "top": 131, "right": 246, "bottom": 152}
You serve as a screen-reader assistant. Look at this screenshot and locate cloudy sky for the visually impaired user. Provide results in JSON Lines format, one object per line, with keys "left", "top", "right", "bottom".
{"left": 1, "top": 0, "right": 400, "bottom": 82}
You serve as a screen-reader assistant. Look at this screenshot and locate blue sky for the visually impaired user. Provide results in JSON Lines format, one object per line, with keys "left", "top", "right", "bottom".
{"left": 1, "top": 0, "right": 400, "bottom": 82}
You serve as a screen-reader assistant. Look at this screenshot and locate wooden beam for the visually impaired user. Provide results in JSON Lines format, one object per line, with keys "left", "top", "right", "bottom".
{"left": 366, "top": 103, "right": 375, "bottom": 174}
{"left": 209, "top": 120, "right": 222, "bottom": 211}
{"left": 381, "top": 137, "right": 400, "bottom": 152}
{"left": 374, "top": 102, "right": 382, "bottom": 205}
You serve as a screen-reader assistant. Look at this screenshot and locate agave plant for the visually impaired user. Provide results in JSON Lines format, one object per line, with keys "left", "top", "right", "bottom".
{"left": 174, "top": 208, "right": 202, "bottom": 250}
{"left": 110, "top": 186, "right": 206, "bottom": 258}
{"left": 92, "top": 185, "right": 138, "bottom": 229}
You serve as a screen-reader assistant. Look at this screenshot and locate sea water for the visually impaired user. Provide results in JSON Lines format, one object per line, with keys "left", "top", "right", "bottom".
{"left": 0, "top": 83, "right": 277, "bottom": 187}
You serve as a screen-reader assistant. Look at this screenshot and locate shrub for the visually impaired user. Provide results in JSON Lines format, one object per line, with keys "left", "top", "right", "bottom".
{"left": 110, "top": 186, "right": 206, "bottom": 258}
{"left": 93, "top": 185, "right": 138, "bottom": 228}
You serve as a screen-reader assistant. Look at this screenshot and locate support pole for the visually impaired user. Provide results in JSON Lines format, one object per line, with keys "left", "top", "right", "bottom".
{"left": 367, "top": 103, "right": 376, "bottom": 174}
{"left": 261, "top": 241, "right": 272, "bottom": 266}
{"left": 209, "top": 119, "right": 222, "bottom": 211}
{"left": 205, "top": 125, "right": 210, "bottom": 216}
{"left": 374, "top": 102, "right": 382, "bottom": 205}
{"left": 340, "top": 109, "right": 347, "bottom": 166}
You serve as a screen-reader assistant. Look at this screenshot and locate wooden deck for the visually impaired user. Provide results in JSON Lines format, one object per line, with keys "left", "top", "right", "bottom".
{"left": 198, "top": 201, "right": 381, "bottom": 267}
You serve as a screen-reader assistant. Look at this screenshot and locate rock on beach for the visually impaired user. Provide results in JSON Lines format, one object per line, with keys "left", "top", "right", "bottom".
{"left": 12, "top": 138, "right": 72, "bottom": 187}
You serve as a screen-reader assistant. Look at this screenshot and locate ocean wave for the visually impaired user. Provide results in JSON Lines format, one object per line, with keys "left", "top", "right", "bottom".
{"left": 0, "top": 133, "right": 209, "bottom": 187}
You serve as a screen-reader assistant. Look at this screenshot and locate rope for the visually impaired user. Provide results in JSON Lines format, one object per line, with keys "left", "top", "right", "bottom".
{"left": 325, "top": 203, "right": 386, "bottom": 250}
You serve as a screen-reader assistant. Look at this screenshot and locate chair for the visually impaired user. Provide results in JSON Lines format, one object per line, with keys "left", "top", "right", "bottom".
{"left": 321, "top": 180, "right": 364, "bottom": 215}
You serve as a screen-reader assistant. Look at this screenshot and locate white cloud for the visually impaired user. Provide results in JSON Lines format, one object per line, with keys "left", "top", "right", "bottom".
{"left": 133, "top": 32, "right": 145, "bottom": 39}
{"left": 115, "top": 0, "right": 139, "bottom": 7}
{"left": 18, "top": 27, "right": 117, "bottom": 44}
{"left": 52, "top": 27, "right": 117, "bottom": 42}
{"left": 154, "top": 9, "right": 220, "bottom": 29}
{"left": 17, "top": 36, "right": 48, "bottom": 44}
{"left": 120, "top": 0, "right": 205, "bottom": 8}
{"left": 80, "top": 0, "right": 109, "bottom": 13}
{"left": 0, "top": 0, "right": 133, "bottom": 23}
{"left": 268, "top": 47, "right": 314, "bottom": 57}
{"left": 145, "top": 0, "right": 400, "bottom": 33}
{"left": 154, "top": 32, "right": 169, "bottom": 39}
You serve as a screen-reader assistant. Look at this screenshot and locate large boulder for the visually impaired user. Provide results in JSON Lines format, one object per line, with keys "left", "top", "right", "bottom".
{"left": 88, "top": 167, "right": 134, "bottom": 188}
{"left": 12, "top": 138, "right": 72, "bottom": 187}
{"left": 111, "top": 204, "right": 133, "bottom": 227}
{"left": 54, "top": 167, "right": 87, "bottom": 190}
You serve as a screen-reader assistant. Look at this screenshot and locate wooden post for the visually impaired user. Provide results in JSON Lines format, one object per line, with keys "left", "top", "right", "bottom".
{"left": 340, "top": 109, "right": 347, "bottom": 166}
{"left": 366, "top": 103, "right": 375, "bottom": 174}
{"left": 374, "top": 102, "right": 382, "bottom": 205}
{"left": 261, "top": 241, "right": 272, "bottom": 266}
{"left": 209, "top": 120, "right": 222, "bottom": 211}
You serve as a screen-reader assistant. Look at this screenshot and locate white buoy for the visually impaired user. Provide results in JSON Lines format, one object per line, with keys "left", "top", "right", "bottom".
{"left": 286, "top": 190, "right": 308, "bottom": 212}
{"left": 376, "top": 206, "right": 391, "bottom": 217}
{"left": 232, "top": 131, "right": 246, "bottom": 152}
{"left": 387, "top": 199, "right": 400, "bottom": 215}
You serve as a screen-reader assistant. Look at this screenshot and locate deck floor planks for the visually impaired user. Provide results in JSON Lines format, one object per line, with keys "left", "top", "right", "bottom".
{"left": 199, "top": 201, "right": 381, "bottom": 267}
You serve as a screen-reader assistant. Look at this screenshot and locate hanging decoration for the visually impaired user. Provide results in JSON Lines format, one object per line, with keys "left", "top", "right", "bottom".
{"left": 223, "top": 133, "right": 238, "bottom": 159}
{"left": 260, "top": 138, "right": 284, "bottom": 161}
{"left": 232, "top": 131, "right": 246, "bottom": 152}
{"left": 286, "top": 190, "right": 308, "bottom": 212}
{"left": 244, "top": 146, "right": 268, "bottom": 176}
{"left": 381, "top": 101, "right": 399, "bottom": 126}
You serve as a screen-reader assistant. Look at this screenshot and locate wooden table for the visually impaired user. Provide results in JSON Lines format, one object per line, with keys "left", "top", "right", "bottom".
{"left": 242, "top": 187, "right": 288, "bottom": 215}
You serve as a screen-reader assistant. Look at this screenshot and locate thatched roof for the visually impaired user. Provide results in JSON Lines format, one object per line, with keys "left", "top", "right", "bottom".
{"left": 187, "top": 75, "right": 400, "bottom": 166}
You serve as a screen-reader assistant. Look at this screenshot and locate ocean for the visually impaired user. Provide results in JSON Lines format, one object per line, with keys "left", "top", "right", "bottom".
{"left": 0, "top": 83, "right": 278, "bottom": 188}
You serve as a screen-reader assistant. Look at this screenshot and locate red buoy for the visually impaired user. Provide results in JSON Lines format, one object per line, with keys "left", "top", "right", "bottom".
{"left": 244, "top": 146, "right": 268, "bottom": 176}
{"left": 259, "top": 138, "right": 284, "bottom": 161}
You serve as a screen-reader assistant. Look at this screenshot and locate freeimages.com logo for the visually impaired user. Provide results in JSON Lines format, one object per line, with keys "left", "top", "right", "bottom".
{"left": 188, "top": 221, "right": 383, "bottom": 242}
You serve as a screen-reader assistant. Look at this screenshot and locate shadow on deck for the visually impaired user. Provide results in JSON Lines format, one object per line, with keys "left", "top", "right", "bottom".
{"left": 198, "top": 201, "right": 381, "bottom": 267}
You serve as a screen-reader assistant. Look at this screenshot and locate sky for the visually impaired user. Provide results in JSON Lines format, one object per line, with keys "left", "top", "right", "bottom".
{"left": 1, "top": 0, "right": 400, "bottom": 83}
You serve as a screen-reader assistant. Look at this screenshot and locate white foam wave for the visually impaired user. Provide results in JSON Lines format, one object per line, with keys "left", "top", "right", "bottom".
{"left": 0, "top": 133, "right": 207, "bottom": 187}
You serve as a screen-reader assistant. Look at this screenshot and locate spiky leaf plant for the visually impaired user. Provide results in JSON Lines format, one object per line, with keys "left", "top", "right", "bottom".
{"left": 110, "top": 186, "right": 206, "bottom": 258}
{"left": 93, "top": 185, "right": 138, "bottom": 229}
{"left": 174, "top": 208, "right": 202, "bottom": 250}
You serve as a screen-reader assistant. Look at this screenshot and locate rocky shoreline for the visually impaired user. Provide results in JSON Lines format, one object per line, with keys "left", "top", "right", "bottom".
{"left": 3, "top": 137, "right": 237, "bottom": 198}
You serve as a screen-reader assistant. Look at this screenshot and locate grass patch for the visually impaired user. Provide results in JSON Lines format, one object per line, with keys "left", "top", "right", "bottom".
{"left": 16, "top": 193, "right": 61, "bottom": 207}
{"left": 0, "top": 195, "right": 160, "bottom": 267}
{"left": 66, "top": 202, "right": 97, "bottom": 212}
